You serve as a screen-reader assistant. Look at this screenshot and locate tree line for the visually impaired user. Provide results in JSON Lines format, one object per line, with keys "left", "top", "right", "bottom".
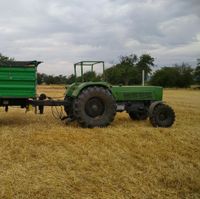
{"left": 38, "top": 54, "right": 200, "bottom": 87}
{"left": 1, "top": 53, "right": 200, "bottom": 87}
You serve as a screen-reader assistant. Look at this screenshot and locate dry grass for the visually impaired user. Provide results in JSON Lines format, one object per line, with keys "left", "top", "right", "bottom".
{"left": 0, "top": 86, "right": 200, "bottom": 199}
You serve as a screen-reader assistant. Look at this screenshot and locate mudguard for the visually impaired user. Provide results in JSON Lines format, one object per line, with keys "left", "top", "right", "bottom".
{"left": 149, "top": 101, "right": 163, "bottom": 117}
{"left": 68, "top": 82, "right": 111, "bottom": 98}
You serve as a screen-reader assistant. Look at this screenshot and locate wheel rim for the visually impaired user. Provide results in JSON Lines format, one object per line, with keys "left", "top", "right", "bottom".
{"left": 158, "top": 109, "right": 170, "bottom": 122}
{"left": 85, "top": 97, "right": 105, "bottom": 117}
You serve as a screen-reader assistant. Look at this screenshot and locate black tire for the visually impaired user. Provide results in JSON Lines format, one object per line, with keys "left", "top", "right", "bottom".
{"left": 73, "top": 86, "right": 116, "bottom": 128}
{"left": 129, "top": 110, "right": 148, "bottom": 120}
{"left": 150, "top": 104, "right": 175, "bottom": 127}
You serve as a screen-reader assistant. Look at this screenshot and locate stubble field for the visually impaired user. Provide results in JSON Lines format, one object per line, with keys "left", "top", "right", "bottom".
{"left": 0, "top": 85, "right": 200, "bottom": 199}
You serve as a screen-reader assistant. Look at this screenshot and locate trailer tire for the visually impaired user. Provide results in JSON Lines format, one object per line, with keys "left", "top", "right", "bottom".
{"left": 73, "top": 86, "right": 116, "bottom": 128}
{"left": 150, "top": 104, "right": 175, "bottom": 127}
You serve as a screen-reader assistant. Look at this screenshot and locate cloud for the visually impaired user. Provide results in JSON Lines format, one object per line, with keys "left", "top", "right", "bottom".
{"left": 0, "top": 0, "right": 199, "bottom": 75}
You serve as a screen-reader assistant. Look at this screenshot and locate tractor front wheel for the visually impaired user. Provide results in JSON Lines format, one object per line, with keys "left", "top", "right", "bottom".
{"left": 150, "top": 104, "right": 175, "bottom": 127}
{"left": 73, "top": 86, "right": 116, "bottom": 128}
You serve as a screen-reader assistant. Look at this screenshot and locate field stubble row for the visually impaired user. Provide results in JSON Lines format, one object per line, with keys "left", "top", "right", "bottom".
{"left": 0, "top": 86, "right": 199, "bottom": 199}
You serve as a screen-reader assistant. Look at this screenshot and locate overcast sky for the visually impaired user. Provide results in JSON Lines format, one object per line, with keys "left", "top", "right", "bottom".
{"left": 0, "top": 0, "right": 200, "bottom": 75}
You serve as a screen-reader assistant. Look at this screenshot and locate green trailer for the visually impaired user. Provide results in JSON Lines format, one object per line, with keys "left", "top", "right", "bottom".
{"left": 0, "top": 61, "right": 39, "bottom": 98}
{"left": 0, "top": 61, "right": 68, "bottom": 112}
{"left": 0, "top": 61, "right": 41, "bottom": 109}
{"left": 0, "top": 60, "right": 175, "bottom": 128}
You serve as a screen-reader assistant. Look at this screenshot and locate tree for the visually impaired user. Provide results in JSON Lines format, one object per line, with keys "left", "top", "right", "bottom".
{"left": 175, "top": 63, "right": 193, "bottom": 87}
{"left": 150, "top": 67, "right": 180, "bottom": 87}
{"left": 105, "top": 54, "right": 138, "bottom": 85}
{"left": 117, "top": 54, "right": 138, "bottom": 85}
{"left": 82, "top": 71, "right": 99, "bottom": 82}
{"left": 194, "top": 66, "right": 200, "bottom": 84}
{"left": 66, "top": 74, "right": 76, "bottom": 84}
{"left": 150, "top": 63, "right": 193, "bottom": 88}
{"left": 0, "top": 53, "right": 14, "bottom": 62}
{"left": 136, "top": 54, "right": 155, "bottom": 81}
{"left": 37, "top": 73, "right": 44, "bottom": 84}
{"left": 37, "top": 73, "right": 68, "bottom": 85}
{"left": 105, "top": 67, "right": 119, "bottom": 85}
{"left": 105, "top": 54, "right": 155, "bottom": 85}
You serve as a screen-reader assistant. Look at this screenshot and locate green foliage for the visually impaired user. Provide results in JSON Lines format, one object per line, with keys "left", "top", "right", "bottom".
{"left": 194, "top": 66, "right": 200, "bottom": 84}
{"left": 150, "top": 63, "right": 194, "bottom": 88}
{"left": 105, "top": 63, "right": 137, "bottom": 85}
{"left": 136, "top": 54, "right": 154, "bottom": 81}
{"left": 37, "top": 73, "right": 68, "bottom": 85}
{"left": 82, "top": 71, "right": 101, "bottom": 82}
{"left": 37, "top": 71, "right": 101, "bottom": 85}
{"left": 0, "top": 53, "right": 14, "bottom": 62}
{"left": 66, "top": 74, "right": 76, "bottom": 84}
{"left": 105, "top": 54, "right": 155, "bottom": 85}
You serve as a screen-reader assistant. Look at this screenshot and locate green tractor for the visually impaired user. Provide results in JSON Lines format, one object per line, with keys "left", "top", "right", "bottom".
{"left": 64, "top": 61, "right": 175, "bottom": 128}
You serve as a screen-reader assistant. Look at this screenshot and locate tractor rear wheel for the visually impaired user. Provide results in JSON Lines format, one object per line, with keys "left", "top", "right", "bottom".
{"left": 150, "top": 104, "right": 175, "bottom": 127}
{"left": 129, "top": 110, "right": 148, "bottom": 120}
{"left": 73, "top": 86, "right": 116, "bottom": 128}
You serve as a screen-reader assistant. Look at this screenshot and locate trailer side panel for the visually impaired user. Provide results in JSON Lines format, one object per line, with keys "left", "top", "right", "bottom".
{"left": 0, "top": 67, "right": 37, "bottom": 98}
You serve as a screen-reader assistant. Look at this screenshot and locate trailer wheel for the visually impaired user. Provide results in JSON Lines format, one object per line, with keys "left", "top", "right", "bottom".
{"left": 74, "top": 86, "right": 116, "bottom": 128}
{"left": 150, "top": 104, "right": 175, "bottom": 127}
{"left": 129, "top": 110, "right": 148, "bottom": 120}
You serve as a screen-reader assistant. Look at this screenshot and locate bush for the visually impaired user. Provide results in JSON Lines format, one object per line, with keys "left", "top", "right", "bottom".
{"left": 150, "top": 64, "right": 193, "bottom": 88}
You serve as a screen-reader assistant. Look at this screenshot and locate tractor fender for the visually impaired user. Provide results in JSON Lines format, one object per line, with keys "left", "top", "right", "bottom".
{"left": 72, "top": 82, "right": 111, "bottom": 97}
{"left": 149, "top": 101, "right": 163, "bottom": 117}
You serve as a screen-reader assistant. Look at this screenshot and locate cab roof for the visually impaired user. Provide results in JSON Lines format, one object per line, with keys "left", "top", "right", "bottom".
{"left": 0, "top": 61, "right": 42, "bottom": 67}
